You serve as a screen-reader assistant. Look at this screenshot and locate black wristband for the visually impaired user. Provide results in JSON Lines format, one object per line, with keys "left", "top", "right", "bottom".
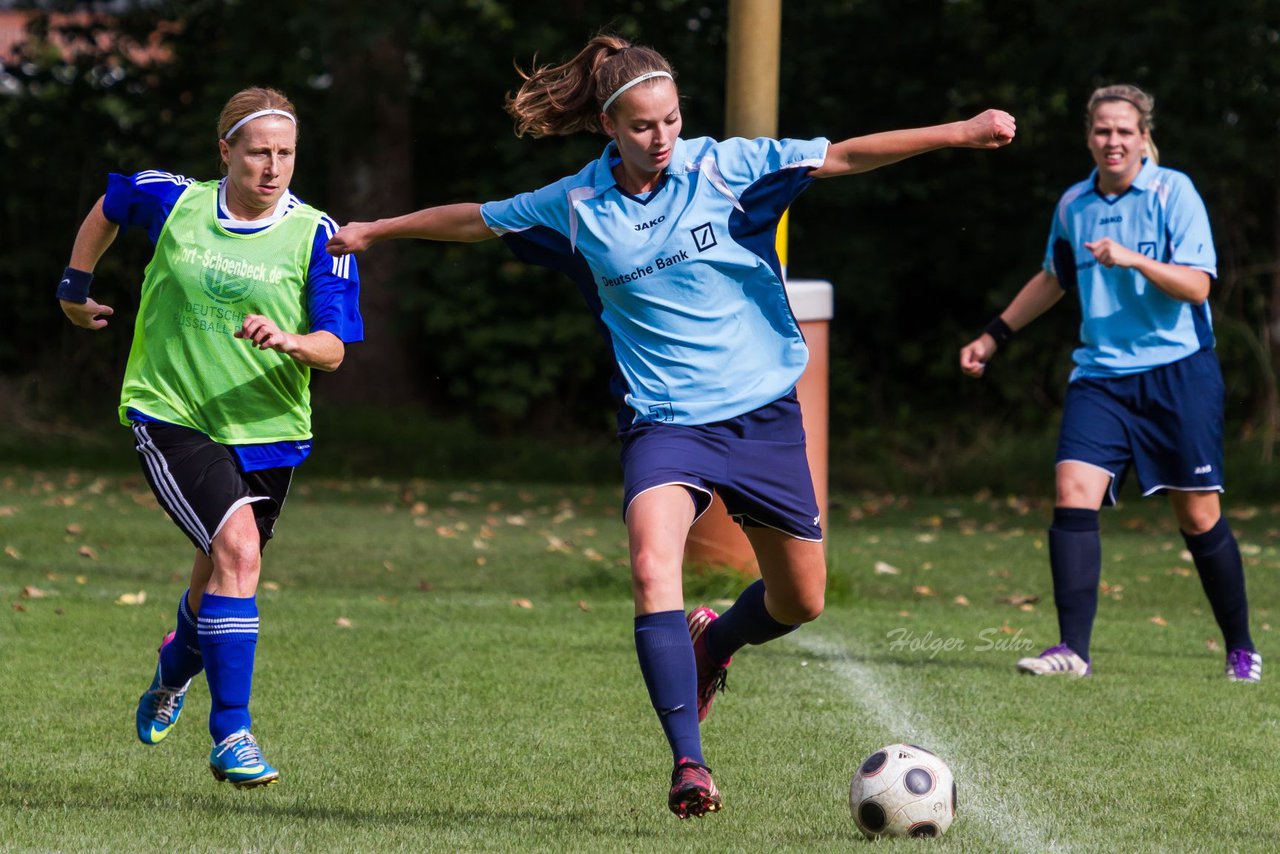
{"left": 56, "top": 267, "right": 93, "bottom": 304}
{"left": 983, "top": 316, "right": 1014, "bottom": 347}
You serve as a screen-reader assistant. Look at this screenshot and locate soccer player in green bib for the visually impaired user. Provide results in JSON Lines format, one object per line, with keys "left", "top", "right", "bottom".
{"left": 57, "top": 87, "right": 363, "bottom": 789}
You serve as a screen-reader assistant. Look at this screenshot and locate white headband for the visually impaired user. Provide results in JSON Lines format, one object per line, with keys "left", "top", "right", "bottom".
{"left": 223, "top": 108, "right": 297, "bottom": 140}
{"left": 601, "top": 71, "right": 673, "bottom": 114}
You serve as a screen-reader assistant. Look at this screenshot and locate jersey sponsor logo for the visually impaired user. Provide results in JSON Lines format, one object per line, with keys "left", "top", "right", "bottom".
{"left": 1195, "top": 464, "right": 1213, "bottom": 475}
{"left": 174, "top": 246, "right": 286, "bottom": 304}
{"left": 599, "top": 249, "right": 690, "bottom": 287}
{"left": 690, "top": 222, "right": 717, "bottom": 252}
{"left": 1099, "top": 215, "right": 1122, "bottom": 225}
{"left": 1139, "top": 241, "right": 1157, "bottom": 258}
{"left": 634, "top": 215, "right": 666, "bottom": 232}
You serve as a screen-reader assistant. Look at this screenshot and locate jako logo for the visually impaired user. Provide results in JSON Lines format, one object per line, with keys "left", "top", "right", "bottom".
{"left": 634, "top": 215, "right": 666, "bottom": 232}
{"left": 1099, "top": 215, "right": 1122, "bottom": 225}
{"left": 1195, "top": 464, "right": 1213, "bottom": 474}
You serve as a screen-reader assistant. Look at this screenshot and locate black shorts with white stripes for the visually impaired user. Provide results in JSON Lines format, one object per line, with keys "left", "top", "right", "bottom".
{"left": 131, "top": 421, "right": 293, "bottom": 555}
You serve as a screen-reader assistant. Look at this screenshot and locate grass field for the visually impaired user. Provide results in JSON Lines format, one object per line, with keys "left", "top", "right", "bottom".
{"left": 4, "top": 466, "right": 1280, "bottom": 852}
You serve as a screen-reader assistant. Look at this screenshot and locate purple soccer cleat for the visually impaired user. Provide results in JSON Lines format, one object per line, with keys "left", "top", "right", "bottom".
{"left": 1226, "top": 648, "right": 1262, "bottom": 683}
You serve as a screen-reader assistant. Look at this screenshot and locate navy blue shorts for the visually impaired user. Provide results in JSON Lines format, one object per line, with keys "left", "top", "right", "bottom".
{"left": 619, "top": 390, "right": 823, "bottom": 541}
{"left": 1056, "top": 348, "right": 1225, "bottom": 505}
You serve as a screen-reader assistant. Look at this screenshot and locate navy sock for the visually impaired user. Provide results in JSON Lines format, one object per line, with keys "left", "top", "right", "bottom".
{"left": 634, "top": 611, "right": 703, "bottom": 765}
{"left": 1183, "top": 517, "right": 1254, "bottom": 652}
{"left": 1049, "top": 508, "right": 1101, "bottom": 661}
{"left": 158, "top": 590, "right": 203, "bottom": 687}
{"left": 705, "top": 579, "right": 798, "bottom": 664}
{"left": 199, "top": 592, "right": 259, "bottom": 742}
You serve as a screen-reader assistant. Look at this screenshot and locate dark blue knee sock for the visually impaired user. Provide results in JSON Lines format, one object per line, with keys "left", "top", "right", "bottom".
{"left": 706, "top": 579, "right": 799, "bottom": 664}
{"left": 158, "top": 590, "right": 203, "bottom": 687}
{"left": 634, "top": 611, "right": 703, "bottom": 765}
{"left": 199, "top": 592, "right": 259, "bottom": 742}
{"left": 1183, "top": 517, "right": 1254, "bottom": 652}
{"left": 1049, "top": 508, "right": 1101, "bottom": 661}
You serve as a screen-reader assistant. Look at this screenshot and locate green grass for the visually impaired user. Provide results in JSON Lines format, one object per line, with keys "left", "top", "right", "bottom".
{"left": 4, "top": 467, "right": 1280, "bottom": 851}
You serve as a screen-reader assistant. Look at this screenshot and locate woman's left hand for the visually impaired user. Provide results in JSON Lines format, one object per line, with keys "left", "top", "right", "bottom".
{"left": 1084, "top": 238, "right": 1142, "bottom": 269}
{"left": 236, "top": 314, "right": 295, "bottom": 355}
{"left": 959, "top": 109, "right": 1017, "bottom": 149}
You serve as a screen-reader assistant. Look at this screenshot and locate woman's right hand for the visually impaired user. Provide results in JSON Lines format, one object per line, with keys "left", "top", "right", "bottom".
{"left": 326, "top": 221, "right": 378, "bottom": 256}
{"left": 959, "top": 334, "right": 997, "bottom": 378}
{"left": 60, "top": 297, "right": 113, "bottom": 330}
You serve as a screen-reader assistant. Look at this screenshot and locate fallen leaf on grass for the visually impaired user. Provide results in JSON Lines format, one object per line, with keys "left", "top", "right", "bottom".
{"left": 998, "top": 594, "right": 1040, "bottom": 606}
{"left": 21, "top": 586, "right": 48, "bottom": 599}
{"left": 77, "top": 545, "right": 98, "bottom": 560}
{"left": 996, "top": 620, "right": 1017, "bottom": 635}
{"left": 505, "top": 515, "right": 527, "bottom": 527}
{"left": 1149, "top": 616, "right": 1168, "bottom": 627}
{"left": 410, "top": 502, "right": 428, "bottom": 516}
{"left": 1167, "top": 567, "right": 1193, "bottom": 577}
{"left": 66, "top": 523, "right": 83, "bottom": 535}
{"left": 513, "top": 598, "right": 533, "bottom": 609}
{"left": 1019, "top": 603, "right": 1036, "bottom": 612}
{"left": 475, "top": 556, "right": 487, "bottom": 566}
{"left": 417, "top": 580, "right": 435, "bottom": 591}
{"left": 953, "top": 595, "right": 971, "bottom": 606}
{"left": 12, "top": 602, "right": 25, "bottom": 612}
{"left": 897, "top": 610, "right": 912, "bottom": 618}
{"left": 74, "top": 575, "right": 87, "bottom": 585}
{"left": 577, "top": 600, "right": 591, "bottom": 612}
{"left": 874, "top": 561, "right": 900, "bottom": 575}
{"left": 912, "top": 585, "right": 935, "bottom": 597}
{"left": 261, "top": 581, "right": 281, "bottom": 592}
{"left": 335, "top": 617, "right": 353, "bottom": 628}
{"left": 5, "top": 546, "right": 20, "bottom": 560}
{"left": 0, "top": 506, "right": 17, "bottom": 517}
{"left": 1206, "top": 639, "right": 1221, "bottom": 652}
{"left": 435, "top": 526, "right": 457, "bottom": 538}
{"left": 582, "top": 548, "right": 604, "bottom": 562}
{"left": 115, "top": 591, "right": 147, "bottom": 606}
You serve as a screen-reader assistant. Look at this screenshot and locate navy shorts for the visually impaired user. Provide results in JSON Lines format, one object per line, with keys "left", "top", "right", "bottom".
{"left": 1056, "top": 348, "right": 1225, "bottom": 505}
{"left": 619, "top": 390, "right": 823, "bottom": 541}
{"left": 132, "top": 421, "right": 293, "bottom": 555}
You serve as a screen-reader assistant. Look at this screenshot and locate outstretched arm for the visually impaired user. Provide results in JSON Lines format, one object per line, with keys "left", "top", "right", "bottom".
{"left": 959, "top": 269, "right": 1063, "bottom": 378}
{"left": 59, "top": 196, "right": 119, "bottom": 330}
{"left": 811, "top": 109, "right": 1016, "bottom": 179}
{"left": 326, "top": 203, "right": 494, "bottom": 256}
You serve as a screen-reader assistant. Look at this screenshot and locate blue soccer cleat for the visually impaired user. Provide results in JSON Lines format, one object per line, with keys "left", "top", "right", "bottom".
{"left": 1226, "top": 648, "right": 1262, "bottom": 683}
{"left": 209, "top": 729, "right": 280, "bottom": 789}
{"left": 136, "top": 631, "right": 191, "bottom": 745}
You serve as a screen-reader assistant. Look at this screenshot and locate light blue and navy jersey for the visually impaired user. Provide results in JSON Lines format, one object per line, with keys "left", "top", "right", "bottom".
{"left": 103, "top": 170, "right": 365, "bottom": 469}
{"left": 1044, "top": 158, "right": 1217, "bottom": 379}
{"left": 480, "top": 135, "right": 829, "bottom": 426}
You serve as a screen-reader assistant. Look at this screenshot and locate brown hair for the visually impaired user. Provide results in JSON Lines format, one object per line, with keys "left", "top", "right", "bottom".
{"left": 1085, "top": 83, "right": 1158, "bottom": 164}
{"left": 504, "top": 35, "right": 674, "bottom": 138}
{"left": 216, "top": 87, "right": 298, "bottom": 174}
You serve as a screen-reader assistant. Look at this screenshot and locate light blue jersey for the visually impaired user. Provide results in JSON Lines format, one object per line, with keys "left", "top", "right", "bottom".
{"left": 480, "top": 135, "right": 829, "bottom": 426}
{"left": 1044, "top": 158, "right": 1217, "bottom": 379}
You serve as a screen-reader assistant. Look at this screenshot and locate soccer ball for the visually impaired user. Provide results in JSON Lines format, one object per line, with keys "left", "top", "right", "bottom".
{"left": 849, "top": 743, "right": 956, "bottom": 839}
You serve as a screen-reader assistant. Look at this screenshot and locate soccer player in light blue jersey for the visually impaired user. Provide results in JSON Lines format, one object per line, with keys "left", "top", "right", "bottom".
{"left": 329, "top": 34, "right": 1015, "bottom": 817}
{"left": 58, "top": 87, "right": 364, "bottom": 789}
{"left": 961, "top": 84, "right": 1259, "bottom": 684}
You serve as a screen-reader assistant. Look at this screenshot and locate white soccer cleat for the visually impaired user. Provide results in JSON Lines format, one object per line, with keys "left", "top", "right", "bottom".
{"left": 1016, "top": 643, "right": 1091, "bottom": 677}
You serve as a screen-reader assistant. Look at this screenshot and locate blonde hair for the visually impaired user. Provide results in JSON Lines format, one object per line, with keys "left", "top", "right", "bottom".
{"left": 216, "top": 87, "right": 298, "bottom": 174}
{"left": 1085, "top": 83, "right": 1158, "bottom": 164}
{"left": 504, "top": 35, "right": 674, "bottom": 138}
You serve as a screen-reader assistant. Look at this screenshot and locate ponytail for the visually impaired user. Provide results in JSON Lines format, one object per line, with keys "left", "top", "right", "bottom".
{"left": 505, "top": 35, "right": 674, "bottom": 138}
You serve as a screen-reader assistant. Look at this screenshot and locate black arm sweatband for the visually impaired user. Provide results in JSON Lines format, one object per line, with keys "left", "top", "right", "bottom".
{"left": 983, "top": 316, "right": 1014, "bottom": 347}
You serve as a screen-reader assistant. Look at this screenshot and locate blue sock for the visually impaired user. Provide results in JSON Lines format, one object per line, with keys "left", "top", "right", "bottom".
{"left": 1049, "top": 508, "right": 1101, "bottom": 661}
{"left": 1183, "top": 517, "right": 1254, "bottom": 652}
{"left": 198, "top": 592, "right": 259, "bottom": 742}
{"left": 706, "top": 579, "right": 798, "bottom": 664}
{"left": 634, "top": 611, "right": 703, "bottom": 765}
{"left": 158, "top": 590, "right": 203, "bottom": 687}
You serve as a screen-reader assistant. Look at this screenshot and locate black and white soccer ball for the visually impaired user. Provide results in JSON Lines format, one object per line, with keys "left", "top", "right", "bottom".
{"left": 849, "top": 743, "right": 956, "bottom": 839}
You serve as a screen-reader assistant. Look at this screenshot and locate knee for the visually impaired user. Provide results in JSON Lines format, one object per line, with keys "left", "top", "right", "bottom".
{"left": 1180, "top": 509, "right": 1221, "bottom": 537}
{"left": 211, "top": 534, "right": 261, "bottom": 582}
{"left": 630, "top": 546, "right": 679, "bottom": 595}
{"left": 772, "top": 590, "right": 824, "bottom": 625}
